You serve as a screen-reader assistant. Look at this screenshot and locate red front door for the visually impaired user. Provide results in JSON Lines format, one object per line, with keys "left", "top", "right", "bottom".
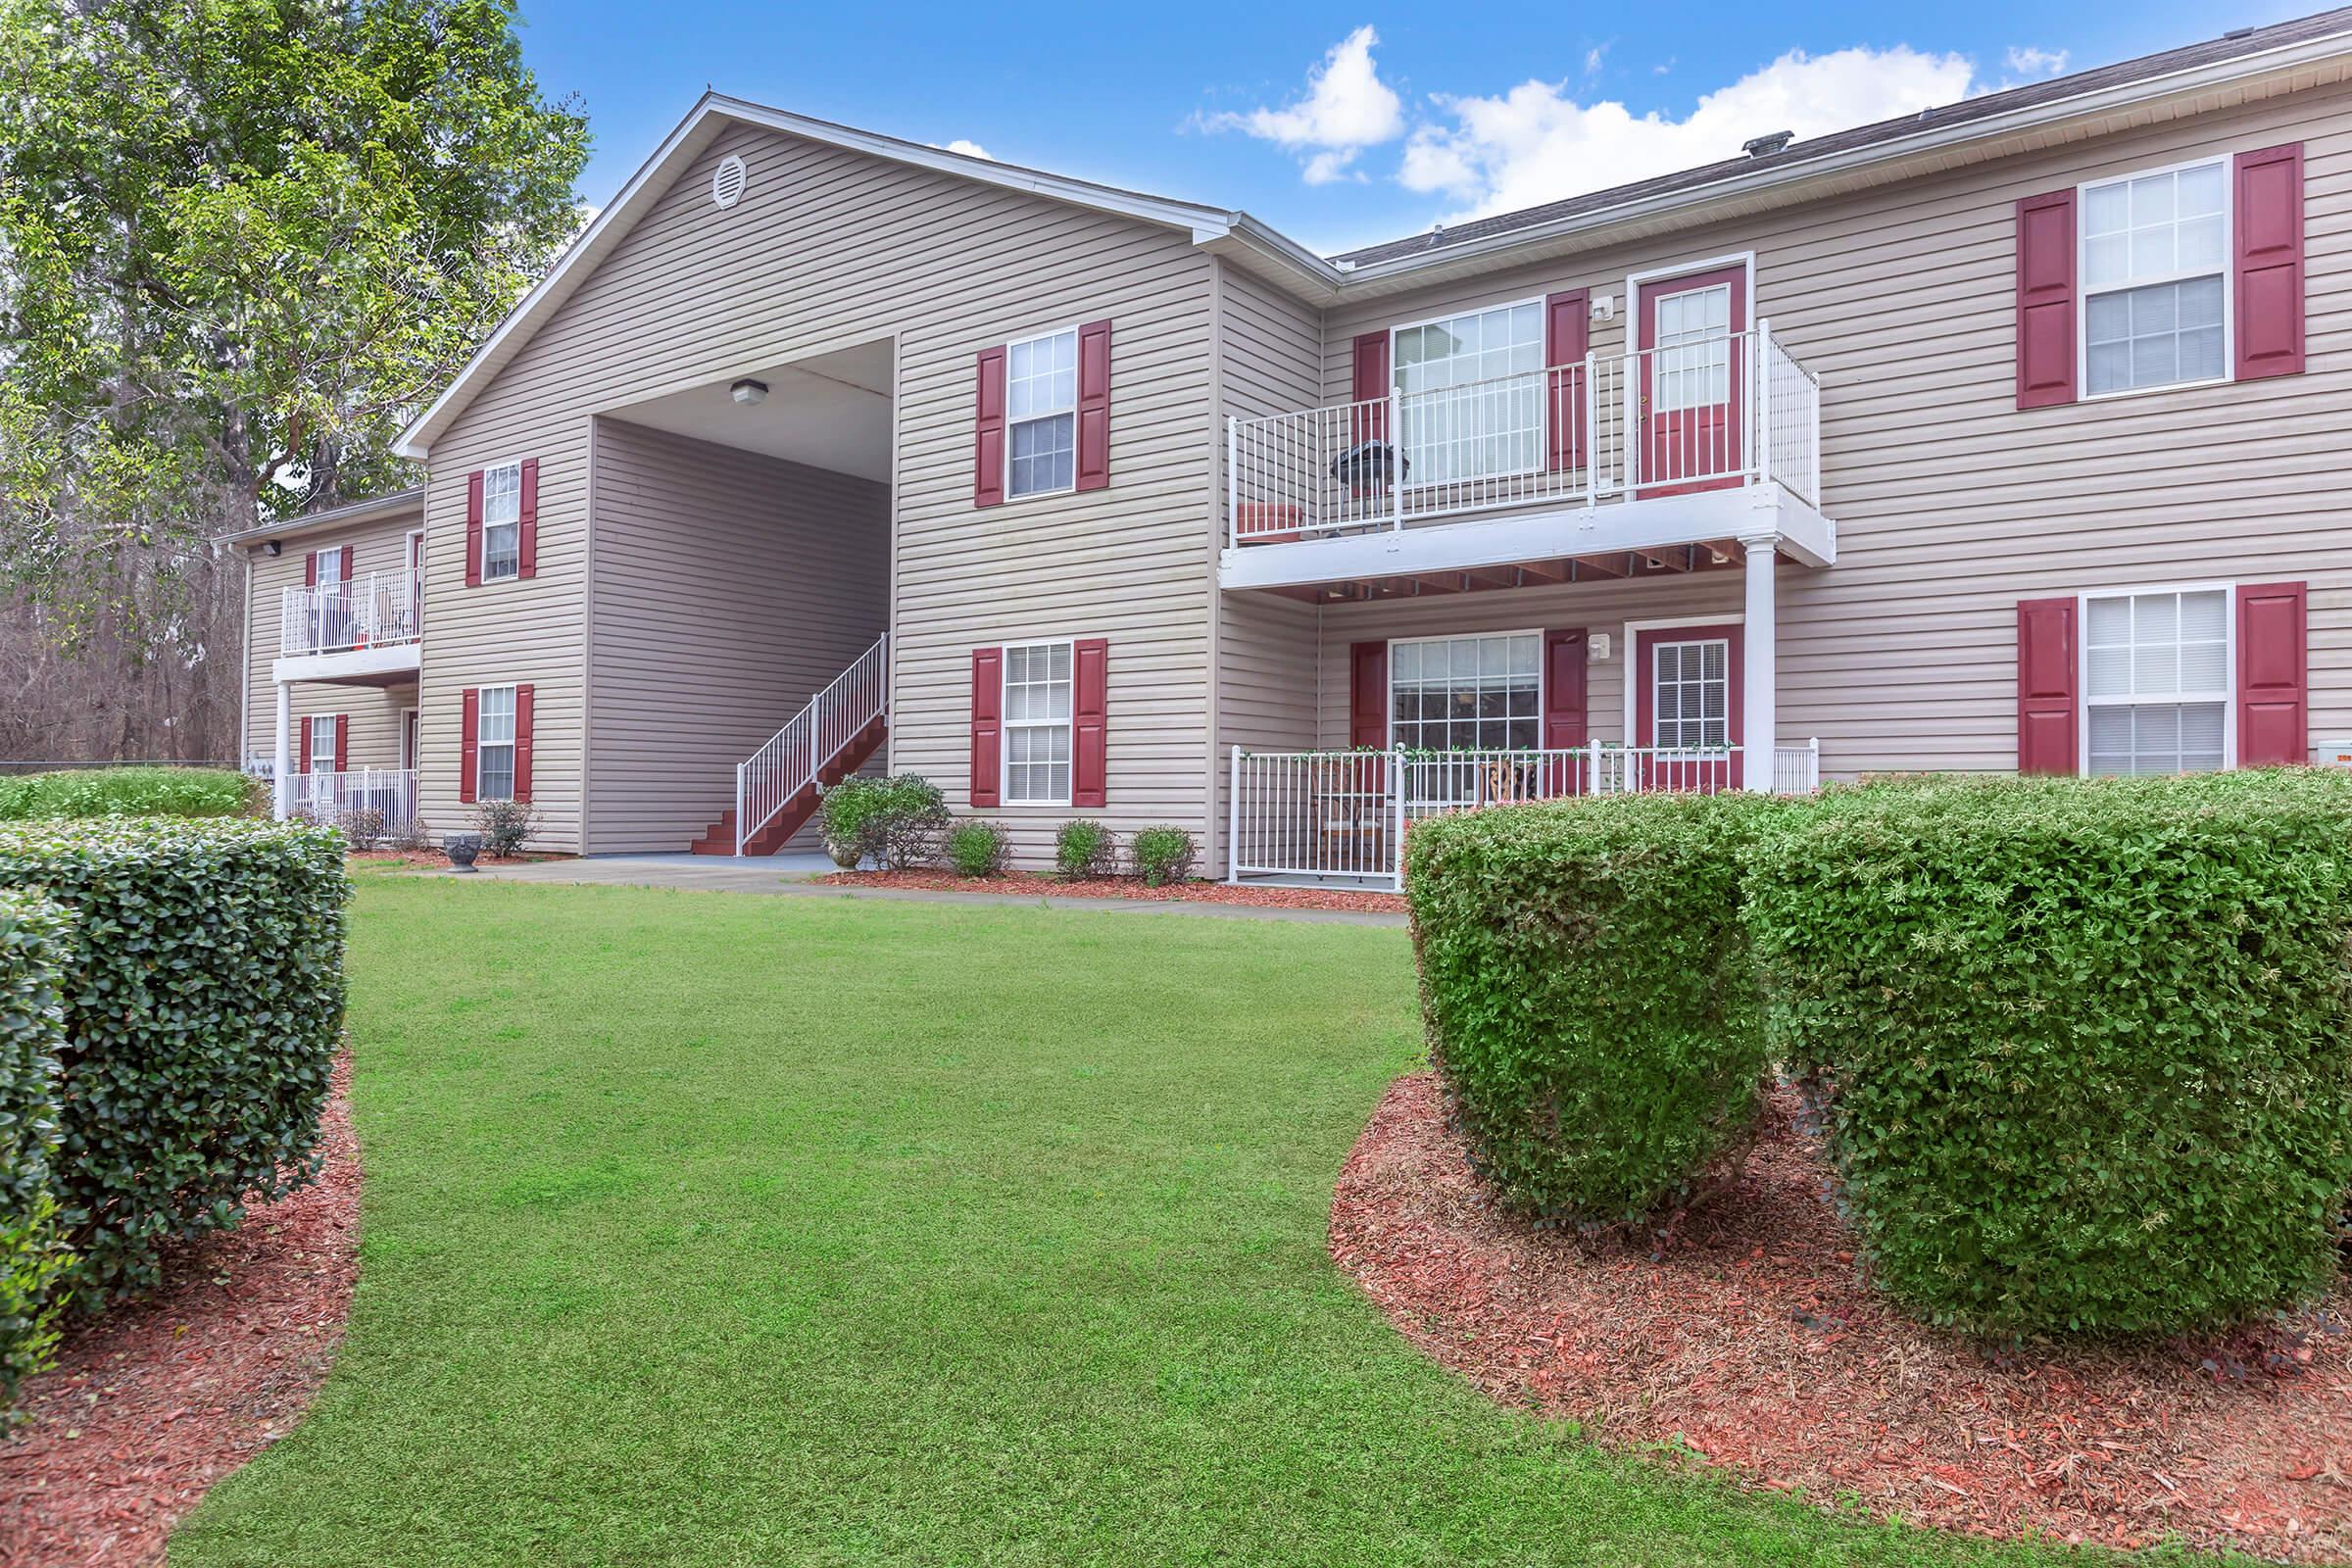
{"left": 1636, "top": 265, "right": 1746, "bottom": 496}
{"left": 1634, "top": 623, "right": 1744, "bottom": 792}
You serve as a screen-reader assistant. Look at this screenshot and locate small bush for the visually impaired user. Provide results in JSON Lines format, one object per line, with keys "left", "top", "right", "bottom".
{"left": 1407, "top": 793, "right": 1779, "bottom": 1227}
{"left": 1129, "top": 825, "right": 1199, "bottom": 887}
{"left": 337, "top": 804, "right": 385, "bottom": 852}
{"left": 0, "top": 767, "right": 263, "bottom": 822}
{"left": 384, "top": 814, "right": 432, "bottom": 855}
{"left": 1744, "top": 769, "right": 2352, "bottom": 1336}
{"left": 0, "top": 818, "right": 349, "bottom": 1304}
{"left": 471, "top": 798, "right": 539, "bottom": 858}
{"left": 0, "top": 892, "right": 72, "bottom": 1413}
{"left": 816, "top": 775, "right": 948, "bottom": 870}
{"left": 945, "top": 820, "right": 1011, "bottom": 878}
{"left": 1054, "top": 819, "right": 1114, "bottom": 880}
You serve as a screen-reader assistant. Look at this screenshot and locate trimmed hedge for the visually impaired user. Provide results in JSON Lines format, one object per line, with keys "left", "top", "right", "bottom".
{"left": 1744, "top": 770, "right": 2352, "bottom": 1335}
{"left": 0, "top": 818, "right": 349, "bottom": 1303}
{"left": 0, "top": 892, "right": 72, "bottom": 1412}
{"left": 1407, "top": 792, "right": 1780, "bottom": 1226}
{"left": 945, "top": 820, "right": 1011, "bottom": 877}
{"left": 0, "top": 766, "right": 264, "bottom": 822}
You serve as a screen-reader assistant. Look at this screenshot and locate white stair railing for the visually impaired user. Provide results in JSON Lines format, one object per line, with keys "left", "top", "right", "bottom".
{"left": 735, "top": 634, "right": 889, "bottom": 855}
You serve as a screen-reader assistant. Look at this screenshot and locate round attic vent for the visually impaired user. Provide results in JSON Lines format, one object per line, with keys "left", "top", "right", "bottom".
{"left": 711, "top": 154, "right": 748, "bottom": 210}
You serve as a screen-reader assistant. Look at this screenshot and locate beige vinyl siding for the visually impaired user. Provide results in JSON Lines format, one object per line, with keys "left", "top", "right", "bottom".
{"left": 240, "top": 510, "right": 422, "bottom": 773}
{"left": 587, "top": 419, "right": 887, "bottom": 851}
{"left": 420, "top": 122, "right": 1224, "bottom": 861}
{"left": 1280, "top": 81, "right": 2352, "bottom": 778}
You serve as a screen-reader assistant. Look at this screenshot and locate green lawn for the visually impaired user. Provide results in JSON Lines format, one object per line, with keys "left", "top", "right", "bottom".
{"left": 174, "top": 877, "right": 2081, "bottom": 1566}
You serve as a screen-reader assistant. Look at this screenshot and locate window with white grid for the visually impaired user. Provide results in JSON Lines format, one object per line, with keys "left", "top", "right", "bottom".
{"left": 1652, "top": 639, "right": 1730, "bottom": 749}
{"left": 2082, "top": 161, "right": 2228, "bottom": 396}
{"left": 482, "top": 462, "right": 521, "bottom": 580}
{"left": 1652, "top": 283, "right": 1732, "bottom": 413}
{"left": 2084, "top": 588, "right": 2229, "bottom": 774}
{"left": 1006, "top": 330, "right": 1077, "bottom": 499}
{"left": 1394, "top": 302, "right": 1544, "bottom": 486}
{"left": 1390, "top": 633, "right": 1542, "bottom": 753}
{"left": 313, "top": 549, "right": 345, "bottom": 587}
{"left": 476, "top": 685, "right": 516, "bottom": 802}
{"left": 1003, "top": 642, "right": 1072, "bottom": 804}
{"left": 308, "top": 714, "right": 336, "bottom": 775}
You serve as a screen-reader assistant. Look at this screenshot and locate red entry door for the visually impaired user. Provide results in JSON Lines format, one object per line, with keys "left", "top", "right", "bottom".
{"left": 1634, "top": 623, "right": 1744, "bottom": 792}
{"left": 1636, "top": 265, "right": 1746, "bottom": 495}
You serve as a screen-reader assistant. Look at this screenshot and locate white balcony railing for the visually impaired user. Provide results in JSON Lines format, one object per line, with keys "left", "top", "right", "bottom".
{"left": 1228, "top": 741, "right": 1821, "bottom": 888}
{"left": 1225, "top": 322, "right": 1821, "bottom": 547}
{"left": 282, "top": 767, "right": 418, "bottom": 839}
{"left": 280, "top": 571, "right": 421, "bottom": 658}
{"left": 736, "top": 633, "right": 889, "bottom": 854}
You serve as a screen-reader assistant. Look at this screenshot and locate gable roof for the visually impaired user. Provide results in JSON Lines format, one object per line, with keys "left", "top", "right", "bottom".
{"left": 397, "top": 10, "right": 2352, "bottom": 458}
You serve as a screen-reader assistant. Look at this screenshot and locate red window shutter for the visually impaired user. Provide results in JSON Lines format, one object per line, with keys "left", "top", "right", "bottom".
{"left": 1350, "top": 331, "right": 1391, "bottom": 445}
{"left": 1072, "top": 638, "right": 1108, "bottom": 807}
{"left": 340, "top": 545, "right": 354, "bottom": 582}
{"left": 333, "top": 713, "right": 349, "bottom": 772}
{"left": 2237, "top": 580, "right": 2307, "bottom": 765}
{"left": 1348, "top": 640, "right": 1389, "bottom": 749}
{"left": 459, "top": 687, "right": 479, "bottom": 804}
{"left": 2234, "top": 143, "right": 2305, "bottom": 381}
{"left": 973, "top": 348, "right": 1007, "bottom": 508}
{"left": 465, "top": 470, "right": 484, "bottom": 587}
{"left": 2016, "top": 598, "right": 2078, "bottom": 774}
{"left": 1543, "top": 629, "right": 1588, "bottom": 747}
{"left": 969, "top": 648, "right": 1003, "bottom": 807}
{"left": 2015, "top": 189, "right": 2077, "bottom": 410}
{"left": 304, "top": 551, "right": 318, "bottom": 589}
{"left": 514, "top": 683, "right": 536, "bottom": 802}
{"left": 1074, "top": 319, "right": 1111, "bottom": 492}
{"left": 517, "top": 458, "right": 540, "bottom": 578}
{"left": 1544, "top": 291, "right": 1590, "bottom": 472}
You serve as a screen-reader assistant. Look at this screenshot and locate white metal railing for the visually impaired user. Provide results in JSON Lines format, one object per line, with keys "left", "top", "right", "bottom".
{"left": 279, "top": 571, "right": 421, "bottom": 657}
{"left": 736, "top": 634, "right": 889, "bottom": 854}
{"left": 1228, "top": 741, "right": 1823, "bottom": 888}
{"left": 282, "top": 767, "right": 418, "bottom": 839}
{"left": 1226, "top": 323, "right": 1821, "bottom": 547}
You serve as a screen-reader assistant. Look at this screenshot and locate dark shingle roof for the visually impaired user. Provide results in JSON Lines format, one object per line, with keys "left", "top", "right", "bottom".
{"left": 1332, "top": 8, "right": 2352, "bottom": 268}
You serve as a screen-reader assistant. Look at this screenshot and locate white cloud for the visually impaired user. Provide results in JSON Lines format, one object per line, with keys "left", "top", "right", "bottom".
{"left": 936, "top": 138, "right": 995, "bottom": 161}
{"left": 2004, "top": 45, "right": 2069, "bottom": 78}
{"left": 1201, "top": 24, "right": 1403, "bottom": 183}
{"left": 1399, "top": 45, "right": 1978, "bottom": 220}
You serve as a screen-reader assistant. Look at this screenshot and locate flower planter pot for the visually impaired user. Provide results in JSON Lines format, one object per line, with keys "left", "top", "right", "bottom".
{"left": 445, "top": 833, "right": 482, "bottom": 872}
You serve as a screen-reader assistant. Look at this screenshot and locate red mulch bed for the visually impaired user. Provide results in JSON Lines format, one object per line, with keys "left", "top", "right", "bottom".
{"left": 0, "top": 1058, "right": 363, "bottom": 1568}
{"left": 1332, "top": 1071, "right": 2352, "bottom": 1561}
{"left": 819, "top": 869, "right": 1404, "bottom": 912}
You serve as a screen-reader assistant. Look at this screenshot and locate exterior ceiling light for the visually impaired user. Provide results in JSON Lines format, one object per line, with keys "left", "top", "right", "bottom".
{"left": 730, "top": 378, "right": 769, "bottom": 407}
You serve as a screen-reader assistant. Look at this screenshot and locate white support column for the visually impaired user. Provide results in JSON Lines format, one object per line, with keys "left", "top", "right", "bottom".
{"left": 1741, "top": 535, "right": 1778, "bottom": 793}
{"left": 272, "top": 681, "right": 293, "bottom": 818}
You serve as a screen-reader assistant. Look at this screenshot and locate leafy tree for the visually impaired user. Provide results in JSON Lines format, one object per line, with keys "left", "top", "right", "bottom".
{"left": 0, "top": 0, "right": 589, "bottom": 759}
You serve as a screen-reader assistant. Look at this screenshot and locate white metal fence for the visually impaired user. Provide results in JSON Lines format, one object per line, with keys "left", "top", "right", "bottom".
{"left": 280, "top": 570, "right": 421, "bottom": 657}
{"left": 1229, "top": 741, "right": 1821, "bottom": 887}
{"left": 282, "top": 767, "right": 418, "bottom": 839}
{"left": 736, "top": 633, "right": 889, "bottom": 854}
{"left": 1226, "top": 322, "right": 1820, "bottom": 547}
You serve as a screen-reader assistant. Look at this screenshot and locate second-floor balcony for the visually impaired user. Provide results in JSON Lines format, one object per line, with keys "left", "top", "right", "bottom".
{"left": 1221, "top": 323, "right": 1832, "bottom": 593}
{"left": 276, "top": 570, "right": 422, "bottom": 679}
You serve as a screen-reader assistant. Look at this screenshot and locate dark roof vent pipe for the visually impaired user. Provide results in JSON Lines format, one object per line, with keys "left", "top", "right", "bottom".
{"left": 1742, "top": 129, "right": 1794, "bottom": 158}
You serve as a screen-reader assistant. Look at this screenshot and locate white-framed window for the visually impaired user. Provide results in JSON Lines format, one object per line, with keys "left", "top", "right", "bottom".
{"left": 312, "top": 548, "right": 346, "bottom": 589}
{"left": 2083, "top": 585, "right": 2230, "bottom": 775}
{"left": 1003, "top": 641, "right": 1072, "bottom": 804}
{"left": 476, "top": 684, "right": 517, "bottom": 801}
{"left": 1005, "top": 329, "right": 1078, "bottom": 499}
{"left": 1651, "top": 282, "right": 1734, "bottom": 413}
{"left": 1390, "top": 632, "right": 1542, "bottom": 753}
{"left": 2080, "top": 159, "right": 2229, "bottom": 398}
{"left": 1393, "top": 300, "right": 1545, "bottom": 487}
{"left": 307, "top": 714, "right": 337, "bottom": 775}
{"left": 481, "top": 461, "right": 522, "bottom": 580}
{"left": 1651, "top": 638, "right": 1730, "bottom": 749}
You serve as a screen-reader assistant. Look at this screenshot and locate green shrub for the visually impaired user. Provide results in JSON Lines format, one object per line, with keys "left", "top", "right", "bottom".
{"left": 0, "top": 818, "right": 349, "bottom": 1304}
{"left": 470, "top": 798, "right": 539, "bottom": 858}
{"left": 945, "top": 820, "right": 1011, "bottom": 878}
{"left": 1129, "top": 825, "right": 1198, "bottom": 887}
{"left": 1407, "top": 793, "right": 1780, "bottom": 1226}
{"left": 0, "top": 766, "right": 264, "bottom": 822}
{"left": 1054, "top": 819, "right": 1114, "bottom": 880}
{"left": 0, "top": 892, "right": 72, "bottom": 1414}
{"left": 817, "top": 775, "right": 949, "bottom": 870}
{"left": 1743, "top": 769, "right": 2352, "bottom": 1336}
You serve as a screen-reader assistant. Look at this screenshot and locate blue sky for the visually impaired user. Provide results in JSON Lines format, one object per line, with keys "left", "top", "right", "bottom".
{"left": 517, "top": 0, "right": 2310, "bottom": 254}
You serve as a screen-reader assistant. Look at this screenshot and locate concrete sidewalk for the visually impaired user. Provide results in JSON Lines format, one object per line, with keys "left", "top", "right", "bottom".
{"left": 452, "top": 854, "right": 1409, "bottom": 927}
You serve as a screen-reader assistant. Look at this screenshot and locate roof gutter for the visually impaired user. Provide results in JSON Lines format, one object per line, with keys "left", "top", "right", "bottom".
{"left": 213, "top": 488, "right": 426, "bottom": 549}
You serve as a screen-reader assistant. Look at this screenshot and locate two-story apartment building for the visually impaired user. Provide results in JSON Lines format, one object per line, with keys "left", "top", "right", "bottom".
{"left": 228, "top": 8, "right": 2352, "bottom": 882}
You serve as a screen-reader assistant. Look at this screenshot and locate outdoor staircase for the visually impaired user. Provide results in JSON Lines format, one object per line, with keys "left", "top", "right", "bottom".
{"left": 688, "top": 633, "right": 890, "bottom": 857}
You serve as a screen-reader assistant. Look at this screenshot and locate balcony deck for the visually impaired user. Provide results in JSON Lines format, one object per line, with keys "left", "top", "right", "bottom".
{"left": 274, "top": 571, "right": 422, "bottom": 684}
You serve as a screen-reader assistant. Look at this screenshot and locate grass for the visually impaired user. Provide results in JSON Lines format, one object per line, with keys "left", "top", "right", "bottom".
{"left": 174, "top": 877, "right": 2089, "bottom": 1566}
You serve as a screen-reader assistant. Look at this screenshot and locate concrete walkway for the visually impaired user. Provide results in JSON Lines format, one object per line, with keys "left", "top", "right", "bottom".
{"left": 452, "top": 853, "right": 1408, "bottom": 927}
